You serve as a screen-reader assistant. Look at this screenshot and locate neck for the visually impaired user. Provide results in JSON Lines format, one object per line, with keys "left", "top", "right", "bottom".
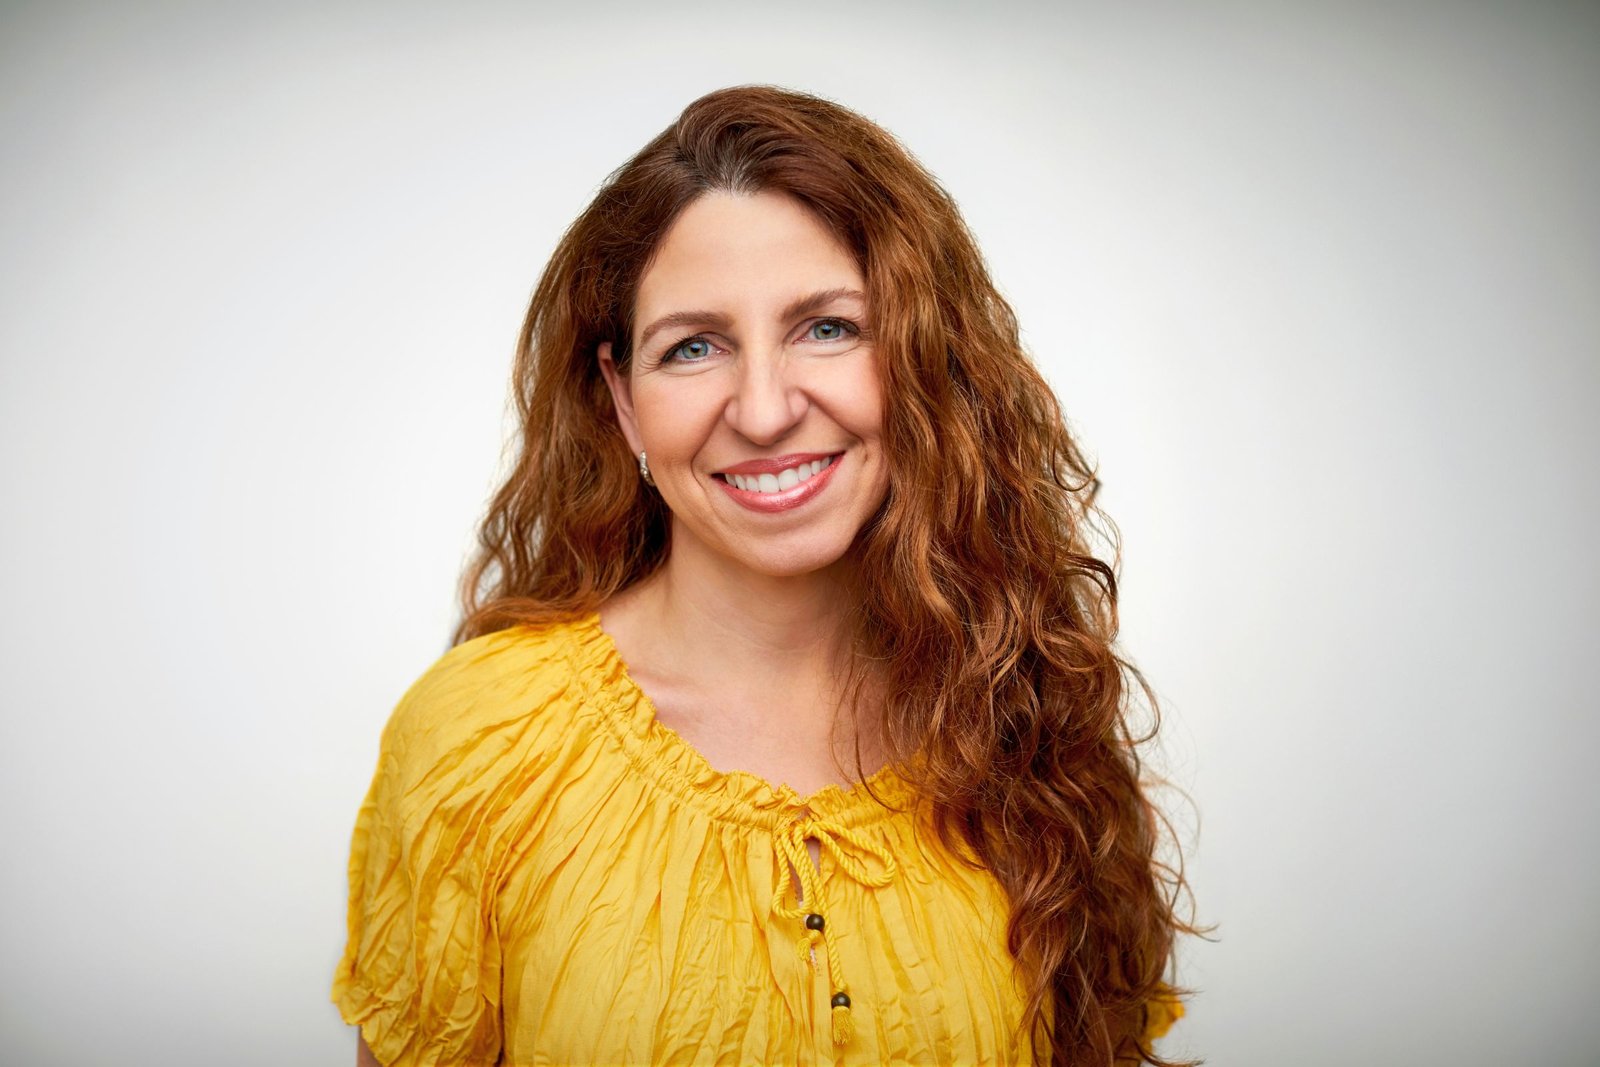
{"left": 643, "top": 533, "right": 858, "bottom": 673}
{"left": 597, "top": 525, "right": 887, "bottom": 783}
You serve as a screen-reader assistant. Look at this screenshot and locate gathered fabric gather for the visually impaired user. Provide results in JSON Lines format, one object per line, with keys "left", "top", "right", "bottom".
{"left": 331, "top": 615, "right": 1180, "bottom": 1066}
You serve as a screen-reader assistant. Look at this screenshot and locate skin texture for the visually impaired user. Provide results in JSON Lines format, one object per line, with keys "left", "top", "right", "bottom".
{"left": 355, "top": 1034, "right": 379, "bottom": 1067}
{"left": 597, "top": 190, "right": 891, "bottom": 796}
{"left": 600, "top": 190, "right": 888, "bottom": 583}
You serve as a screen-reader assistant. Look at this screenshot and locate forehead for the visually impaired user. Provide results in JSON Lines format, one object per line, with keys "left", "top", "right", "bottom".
{"left": 634, "top": 191, "right": 863, "bottom": 324}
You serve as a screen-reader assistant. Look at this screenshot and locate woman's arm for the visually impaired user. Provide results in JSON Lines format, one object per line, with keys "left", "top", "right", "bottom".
{"left": 356, "top": 1034, "right": 380, "bottom": 1067}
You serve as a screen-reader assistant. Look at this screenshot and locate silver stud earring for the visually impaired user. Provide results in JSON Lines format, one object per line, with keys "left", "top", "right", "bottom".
{"left": 638, "top": 450, "right": 656, "bottom": 487}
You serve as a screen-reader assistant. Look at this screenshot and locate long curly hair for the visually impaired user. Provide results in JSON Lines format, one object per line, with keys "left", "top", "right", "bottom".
{"left": 456, "top": 85, "right": 1196, "bottom": 1066}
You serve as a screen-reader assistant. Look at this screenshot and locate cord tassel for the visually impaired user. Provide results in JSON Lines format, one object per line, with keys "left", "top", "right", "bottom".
{"left": 831, "top": 1001, "right": 854, "bottom": 1045}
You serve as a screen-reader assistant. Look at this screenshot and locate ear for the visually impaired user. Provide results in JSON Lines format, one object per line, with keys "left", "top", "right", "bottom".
{"left": 597, "top": 341, "right": 644, "bottom": 455}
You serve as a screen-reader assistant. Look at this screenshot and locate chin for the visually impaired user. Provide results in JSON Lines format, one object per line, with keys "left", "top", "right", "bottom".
{"left": 670, "top": 511, "right": 876, "bottom": 582}
{"left": 710, "top": 522, "right": 865, "bottom": 580}
{"left": 736, "top": 543, "right": 854, "bottom": 580}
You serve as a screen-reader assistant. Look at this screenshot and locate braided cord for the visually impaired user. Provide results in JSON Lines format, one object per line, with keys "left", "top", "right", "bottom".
{"left": 769, "top": 816, "right": 900, "bottom": 1046}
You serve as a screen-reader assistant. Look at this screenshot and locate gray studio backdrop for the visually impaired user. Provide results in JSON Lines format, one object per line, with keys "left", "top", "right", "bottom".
{"left": 2, "top": 2, "right": 1596, "bottom": 1064}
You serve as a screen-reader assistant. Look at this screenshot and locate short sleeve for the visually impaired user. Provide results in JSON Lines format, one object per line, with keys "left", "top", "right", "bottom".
{"left": 330, "top": 658, "right": 506, "bottom": 1067}
{"left": 1142, "top": 985, "right": 1185, "bottom": 1041}
{"left": 1108, "top": 984, "right": 1184, "bottom": 1065}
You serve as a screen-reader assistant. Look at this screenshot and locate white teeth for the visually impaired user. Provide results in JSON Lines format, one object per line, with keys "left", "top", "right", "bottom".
{"left": 724, "top": 456, "right": 836, "bottom": 495}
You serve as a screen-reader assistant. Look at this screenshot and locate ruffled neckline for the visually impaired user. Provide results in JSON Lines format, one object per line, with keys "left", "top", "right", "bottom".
{"left": 565, "top": 612, "right": 914, "bottom": 832}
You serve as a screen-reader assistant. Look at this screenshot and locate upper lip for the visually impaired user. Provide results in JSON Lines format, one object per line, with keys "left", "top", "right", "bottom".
{"left": 716, "top": 452, "right": 839, "bottom": 476}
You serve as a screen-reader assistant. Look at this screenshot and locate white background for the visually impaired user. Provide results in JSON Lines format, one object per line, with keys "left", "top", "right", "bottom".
{"left": 2, "top": 2, "right": 1596, "bottom": 1064}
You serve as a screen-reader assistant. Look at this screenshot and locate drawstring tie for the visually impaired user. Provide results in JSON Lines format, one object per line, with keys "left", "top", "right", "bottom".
{"left": 770, "top": 814, "right": 898, "bottom": 1046}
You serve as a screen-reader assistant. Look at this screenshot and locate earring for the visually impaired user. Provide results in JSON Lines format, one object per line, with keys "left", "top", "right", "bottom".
{"left": 638, "top": 450, "right": 656, "bottom": 487}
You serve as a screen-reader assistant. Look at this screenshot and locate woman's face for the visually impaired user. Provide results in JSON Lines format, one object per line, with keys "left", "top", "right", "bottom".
{"left": 599, "top": 190, "right": 889, "bottom": 582}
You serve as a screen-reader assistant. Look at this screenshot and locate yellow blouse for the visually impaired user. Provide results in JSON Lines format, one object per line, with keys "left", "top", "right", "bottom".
{"left": 332, "top": 615, "right": 1181, "bottom": 1065}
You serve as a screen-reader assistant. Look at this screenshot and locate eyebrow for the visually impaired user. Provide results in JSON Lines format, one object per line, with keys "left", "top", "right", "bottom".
{"left": 636, "top": 287, "right": 868, "bottom": 350}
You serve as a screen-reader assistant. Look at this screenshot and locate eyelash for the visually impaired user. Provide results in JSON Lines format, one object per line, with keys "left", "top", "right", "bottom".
{"left": 805, "top": 318, "right": 860, "bottom": 343}
{"left": 657, "top": 317, "right": 862, "bottom": 365}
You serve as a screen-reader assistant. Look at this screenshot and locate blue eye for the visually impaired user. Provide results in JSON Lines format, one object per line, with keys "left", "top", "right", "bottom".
{"left": 665, "top": 337, "right": 714, "bottom": 363}
{"left": 808, "top": 319, "right": 856, "bottom": 342}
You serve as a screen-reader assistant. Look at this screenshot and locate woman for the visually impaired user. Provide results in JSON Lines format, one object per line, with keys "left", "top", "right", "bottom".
{"left": 333, "top": 85, "right": 1195, "bottom": 1066}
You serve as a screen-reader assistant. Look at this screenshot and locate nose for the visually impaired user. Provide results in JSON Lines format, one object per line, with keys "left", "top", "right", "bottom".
{"left": 724, "top": 355, "right": 807, "bottom": 445}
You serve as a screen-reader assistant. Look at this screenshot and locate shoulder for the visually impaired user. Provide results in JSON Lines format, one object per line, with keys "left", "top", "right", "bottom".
{"left": 377, "top": 615, "right": 604, "bottom": 786}
{"left": 389, "top": 617, "right": 588, "bottom": 721}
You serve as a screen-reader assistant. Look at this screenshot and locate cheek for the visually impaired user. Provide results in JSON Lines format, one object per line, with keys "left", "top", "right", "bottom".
{"left": 812, "top": 357, "right": 886, "bottom": 440}
{"left": 632, "top": 378, "right": 722, "bottom": 459}
{"left": 839, "top": 376, "right": 886, "bottom": 442}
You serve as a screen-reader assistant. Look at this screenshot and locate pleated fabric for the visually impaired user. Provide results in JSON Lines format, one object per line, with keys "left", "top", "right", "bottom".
{"left": 332, "top": 615, "right": 1182, "bottom": 1066}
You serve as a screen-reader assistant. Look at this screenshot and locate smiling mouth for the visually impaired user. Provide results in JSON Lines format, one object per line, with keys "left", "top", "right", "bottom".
{"left": 715, "top": 454, "right": 838, "bottom": 495}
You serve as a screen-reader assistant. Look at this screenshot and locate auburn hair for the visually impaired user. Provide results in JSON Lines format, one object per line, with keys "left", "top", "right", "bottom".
{"left": 456, "top": 85, "right": 1196, "bottom": 1066}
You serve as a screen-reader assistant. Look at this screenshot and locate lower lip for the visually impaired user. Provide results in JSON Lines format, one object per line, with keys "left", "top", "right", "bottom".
{"left": 716, "top": 456, "right": 843, "bottom": 513}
